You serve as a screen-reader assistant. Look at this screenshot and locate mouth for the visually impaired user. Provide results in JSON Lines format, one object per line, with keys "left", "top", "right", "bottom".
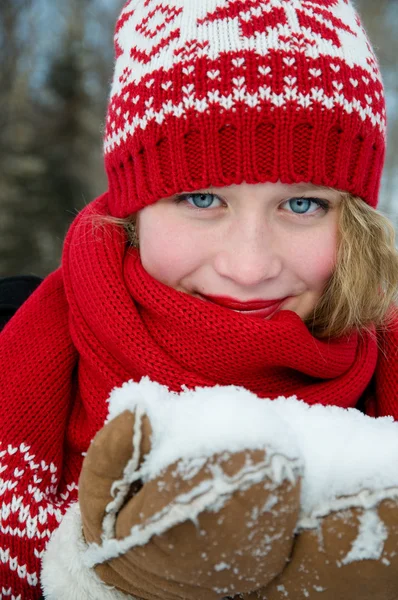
{"left": 198, "top": 294, "right": 289, "bottom": 318}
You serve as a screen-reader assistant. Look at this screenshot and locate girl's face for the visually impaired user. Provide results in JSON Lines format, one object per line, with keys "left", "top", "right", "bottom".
{"left": 136, "top": 181, "right": 341, "bottom": 320}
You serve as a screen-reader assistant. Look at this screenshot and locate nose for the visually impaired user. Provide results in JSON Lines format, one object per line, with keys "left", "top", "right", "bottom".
{"left": 213, "top": 223, "right": 283, "bottom": 287}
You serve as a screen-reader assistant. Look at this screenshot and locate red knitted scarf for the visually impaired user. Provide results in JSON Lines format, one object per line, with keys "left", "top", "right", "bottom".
{"left": 3, "top": 193, "right": 398, "bottom": 474}
{"left": 3, "top": 192, "right": 398, "bottom": 469}
{"left": 1, "top": 193, "right": 398, "bottom": 596}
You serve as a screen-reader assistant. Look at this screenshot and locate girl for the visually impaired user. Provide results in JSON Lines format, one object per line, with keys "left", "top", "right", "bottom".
{"left": 1, "top": 0, "right": 398, "bottom": 598}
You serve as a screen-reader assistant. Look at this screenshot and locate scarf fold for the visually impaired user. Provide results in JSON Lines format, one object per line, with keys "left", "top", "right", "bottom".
{"left": 2, "top": 192, "right": 398, "bottom": 478}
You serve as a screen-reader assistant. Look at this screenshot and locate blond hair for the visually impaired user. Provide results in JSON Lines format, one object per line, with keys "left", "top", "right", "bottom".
{"left": 99, "top": 192, "right": 398, "bottom": 339}
{"left": 306, "top": 193, "right": 398, "bottom": 339}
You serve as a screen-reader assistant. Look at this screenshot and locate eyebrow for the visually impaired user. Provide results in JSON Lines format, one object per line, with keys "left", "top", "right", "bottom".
{"left": 283, "top": 185, "right": 343, "bottom": 199}
{"left": 209, "top": 185, "right": 340, "bottom": 195}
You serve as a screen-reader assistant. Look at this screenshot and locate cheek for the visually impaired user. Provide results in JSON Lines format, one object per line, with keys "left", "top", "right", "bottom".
{"left": 288, "top": 227, "right": 337, "bottom": 289}
{"left": 137, "top": 214, "right": 208, "bottom": 287}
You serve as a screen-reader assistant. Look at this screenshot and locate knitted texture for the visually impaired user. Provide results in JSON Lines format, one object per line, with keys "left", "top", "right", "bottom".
{"left": 1, "top": 194, "right": 398, "bottom": 597}
{"left": 105, "top": 0, "right": 386, "bottom": 217}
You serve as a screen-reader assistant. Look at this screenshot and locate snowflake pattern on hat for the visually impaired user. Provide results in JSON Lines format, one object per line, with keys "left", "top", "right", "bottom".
{"left": 111, "top": 0, "right": 381, "bottom": 84}
{"left": 104, "top": 0, "right": 386, "bottom": 216}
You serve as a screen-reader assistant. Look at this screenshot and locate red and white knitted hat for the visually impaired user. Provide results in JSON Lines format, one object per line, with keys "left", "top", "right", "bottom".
{"left": 104, "top": 0, "right": 386, "bottom": 217}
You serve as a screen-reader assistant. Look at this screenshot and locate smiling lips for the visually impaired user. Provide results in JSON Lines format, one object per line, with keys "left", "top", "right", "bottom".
{"left": 200, "top": 295, "right": 289, "bottom": 318}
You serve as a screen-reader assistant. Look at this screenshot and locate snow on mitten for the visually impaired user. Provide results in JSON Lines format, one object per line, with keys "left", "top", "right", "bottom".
{"left": 244, "top": 496, "right": 398, "bottom": 600}
{"left": 42, "top": 379, "right": 303, "bottom": 600}
{"left": 239, "top": 400, "right": 398, "bottom": 600}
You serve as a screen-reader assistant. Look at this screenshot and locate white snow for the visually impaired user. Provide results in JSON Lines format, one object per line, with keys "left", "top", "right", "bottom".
{"left": 268, "top": 397, "right": 398, "bottom": 524}
{"left": 107, "top": 377, "right": 398, "bottom": 519}
{"left": 82, "top": 377, "right": 398, "bottom": 568}
{"left": 341, "top": 509, "right": 388, "bottom": 565}
{"left": 214, "top": 562, "right": 230, "bottom": 571}
{"left": 107, "top": 378, "right": 302, "bottom": 480}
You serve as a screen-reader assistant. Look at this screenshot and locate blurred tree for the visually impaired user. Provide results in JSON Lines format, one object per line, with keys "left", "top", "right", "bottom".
{"left": 0, "top": 0, "right": 118, "bottom": 275}
{"left": 27, "top": 0, "right": 93, "bottom": 274}
{"left": 0, "top": 0, "right": 44, "bottom": 274}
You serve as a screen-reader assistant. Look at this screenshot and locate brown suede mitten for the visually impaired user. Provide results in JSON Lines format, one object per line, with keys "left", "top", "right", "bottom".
{"left": 241, "top": 496, "right": 398, "bottom": 600}
{"left": 79, "top": 406, "right": 302, "bottom": 600}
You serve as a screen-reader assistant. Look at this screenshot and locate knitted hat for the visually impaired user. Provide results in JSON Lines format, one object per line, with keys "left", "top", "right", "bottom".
{"left": 104, "top": 0, "right": 386, "bottom": 217}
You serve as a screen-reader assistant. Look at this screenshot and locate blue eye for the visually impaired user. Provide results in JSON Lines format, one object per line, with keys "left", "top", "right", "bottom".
{"left": 176, "top": 193, "right": 223, "bottom": 209}
{"left": 284, "top": 197, "right": 329, "bottom": 214}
